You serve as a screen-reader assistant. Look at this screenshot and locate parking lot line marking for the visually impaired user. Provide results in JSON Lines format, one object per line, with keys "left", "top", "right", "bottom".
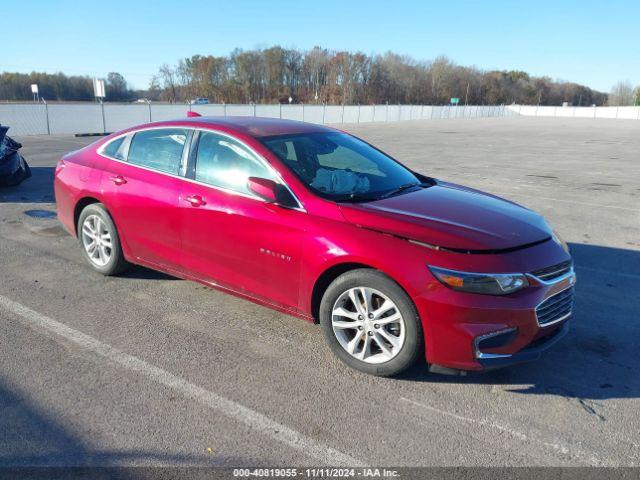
{"left": 400, "top": 397, "right": 605, "bottom": 466}
{"left": 0, "top": 294, "right": 363, "bottom": 467}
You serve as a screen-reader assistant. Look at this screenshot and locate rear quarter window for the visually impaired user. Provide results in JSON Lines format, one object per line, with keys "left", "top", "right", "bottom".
{"left": 102, "top": 136, "right": 126, "bottom": 160}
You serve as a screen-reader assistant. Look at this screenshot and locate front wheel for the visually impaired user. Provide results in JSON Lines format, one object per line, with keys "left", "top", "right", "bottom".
{"left": 319, "top": 269, "right": 423, "bottom": 377}
{"left": 77, "top": 203, "right": 129, "bottom": 276}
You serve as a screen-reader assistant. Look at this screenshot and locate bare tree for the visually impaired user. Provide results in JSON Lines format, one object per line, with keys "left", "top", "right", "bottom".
{"left": 608, "top": 81, "right": 635, "bottom": 106}
{"left": 157, "top": 64, "right": 179, "bottom": 103}
{"left": 303, "top": 47, "right": 329, "bottom": 103}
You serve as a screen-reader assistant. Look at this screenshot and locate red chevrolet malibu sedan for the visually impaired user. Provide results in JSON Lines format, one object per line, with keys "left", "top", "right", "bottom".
{"left": 54, "top": 117, "right": 575, "bottom": 376}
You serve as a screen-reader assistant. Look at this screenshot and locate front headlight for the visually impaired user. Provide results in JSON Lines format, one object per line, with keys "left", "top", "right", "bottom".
{"left": 428, "top": 266, "right": 529, "bottom": 296}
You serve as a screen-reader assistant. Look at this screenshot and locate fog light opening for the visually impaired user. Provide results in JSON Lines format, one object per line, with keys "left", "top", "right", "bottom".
{"left": 474, "top": 327, "right": 518, "bottom": 359}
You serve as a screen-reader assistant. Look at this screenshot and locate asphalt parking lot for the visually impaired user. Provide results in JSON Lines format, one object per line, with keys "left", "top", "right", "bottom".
{"left": 1, "top": 117, "right": 639, "bottom": 467}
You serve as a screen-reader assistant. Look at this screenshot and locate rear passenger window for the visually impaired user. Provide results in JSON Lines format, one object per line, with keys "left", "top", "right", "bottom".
{"left": 195, "top": 132, "right": 276, "bottom": 195}
{"left": 102, "top": 136, "right": 126, "bottom": 160}
{"left": 127, "top": 128, "right": 188, "bottom": 175}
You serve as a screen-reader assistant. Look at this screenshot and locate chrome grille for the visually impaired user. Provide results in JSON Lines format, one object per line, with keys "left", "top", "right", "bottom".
{"left": 536, "top": 287, "right": 574, "bottom": 326}
{"left": 531, "top": 260, "right": 572, "bottom": 281}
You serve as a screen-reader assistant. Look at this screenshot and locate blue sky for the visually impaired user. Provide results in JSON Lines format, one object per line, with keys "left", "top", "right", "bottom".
{"left": 4, "top": 0, "right": 638, "bottom": 92}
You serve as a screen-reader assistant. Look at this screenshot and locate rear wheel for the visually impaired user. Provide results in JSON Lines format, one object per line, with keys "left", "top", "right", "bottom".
{"left": 320, "top": 269, "right": 423, "bottom": 376}
{"left": 77, "top": 203, "right": 129, "bottom": 275}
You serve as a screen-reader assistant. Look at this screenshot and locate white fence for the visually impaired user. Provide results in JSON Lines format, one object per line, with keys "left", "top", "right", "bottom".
{"left": 507, "top": 104, "right": 640, "bottom": 120}
{"left": 6, "top": 102, "right": 635, "bottom": 137}
{"left": 0, "top": 103, "right": 509, "bottom": 136}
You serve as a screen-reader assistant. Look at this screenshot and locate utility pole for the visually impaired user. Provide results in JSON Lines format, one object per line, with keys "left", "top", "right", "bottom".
{"left": 464, "top": 82, "right": 470, "bottom": 106}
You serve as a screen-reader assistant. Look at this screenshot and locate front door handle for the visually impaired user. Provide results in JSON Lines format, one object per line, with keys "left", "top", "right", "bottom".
{"left": 109, "top": 175, "right": 127, "bottom": 186}
{"left": 185, "top": 194, "right": 206, "bottom": 207}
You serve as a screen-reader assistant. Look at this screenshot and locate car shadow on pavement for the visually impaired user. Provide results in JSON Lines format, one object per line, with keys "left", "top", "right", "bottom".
{"left": 0, "top": 377, "right": 261, "bottom": 469}
{"left": 0, "top": 167, "right": 55, "bottom": 204}
{"left": 119, "top": 265, "right": 179, "bottom": 281}
{"left": 400, "top": 242, "right": 640, "bottom": 404}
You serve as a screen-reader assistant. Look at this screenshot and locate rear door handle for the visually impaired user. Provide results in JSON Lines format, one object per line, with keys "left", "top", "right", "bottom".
{"left": 109, "top": 175, "right": 127, "bottom": 186}
{"left": 185, "top": 194, "right": 206, "bottom": 207}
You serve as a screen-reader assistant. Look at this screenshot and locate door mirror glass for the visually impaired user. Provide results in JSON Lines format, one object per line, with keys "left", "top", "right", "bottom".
{"left": 247, "top": 177, "right": 278, "bottom": 202}
{"left": 246, "top": 176, "right": 299, "bottom": 208}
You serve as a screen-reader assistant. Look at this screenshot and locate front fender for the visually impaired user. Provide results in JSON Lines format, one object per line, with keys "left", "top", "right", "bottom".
{"left": 299, "top": 220, "right": 433, "bottom": 316}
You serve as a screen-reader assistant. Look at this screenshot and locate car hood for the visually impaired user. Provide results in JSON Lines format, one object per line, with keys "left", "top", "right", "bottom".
{"left": 338, "top": 182, "right": 552, "bottom": 252}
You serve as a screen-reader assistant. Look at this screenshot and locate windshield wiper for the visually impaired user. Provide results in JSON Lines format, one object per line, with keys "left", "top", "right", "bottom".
{"left": 345, "top": 192, "right": 379, "bottom": 202}
{"left": 378, "top": 182, "right": 430, "bottom": 200}
{"left": 340, "top": 182, "right": 431, "bottom": 203}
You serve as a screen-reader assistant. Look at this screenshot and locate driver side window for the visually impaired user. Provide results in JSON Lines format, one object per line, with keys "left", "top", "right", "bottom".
{"left": 195, "top": 132, "right": 276, "bottom": 195}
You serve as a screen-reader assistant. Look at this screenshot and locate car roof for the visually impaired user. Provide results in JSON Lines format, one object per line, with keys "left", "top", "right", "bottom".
{"left": 169, "top": 116, "right": 337, "bottom": 138}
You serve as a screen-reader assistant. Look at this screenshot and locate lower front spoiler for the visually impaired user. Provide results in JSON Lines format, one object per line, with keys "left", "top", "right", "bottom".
{"left": 477, "top": 322, "right": 569, "bottom": 370}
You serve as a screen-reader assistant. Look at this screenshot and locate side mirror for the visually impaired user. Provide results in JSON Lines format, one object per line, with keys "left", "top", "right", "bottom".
{"left": 247, "top": 176, "right": 278, "bottom": 202}
{"left": 247, "top": 176, "right": 300, "bottom": 209}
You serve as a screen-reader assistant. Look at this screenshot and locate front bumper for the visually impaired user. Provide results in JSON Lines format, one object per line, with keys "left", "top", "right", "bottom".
{"left": 414, "top": 257, "right": 576, "bottom": 372}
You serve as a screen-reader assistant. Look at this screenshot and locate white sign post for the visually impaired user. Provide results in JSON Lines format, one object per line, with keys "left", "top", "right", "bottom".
{"left": 93, "top": 78, "right": 106, "bottom": 101}
{"left": 30, "top": 84, "right": 39, "bottom": 102}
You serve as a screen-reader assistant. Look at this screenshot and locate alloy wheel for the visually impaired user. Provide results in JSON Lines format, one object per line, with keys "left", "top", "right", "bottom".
{"left": 331, "top": 287, "right": 406, "bottom": 364}
{"left": 81, "top": 214, "right": 113, "bottom": 267}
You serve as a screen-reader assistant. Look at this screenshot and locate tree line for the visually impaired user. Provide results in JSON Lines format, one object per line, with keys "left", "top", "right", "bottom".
{"left": 2, "top": 46, "right": 638, "bottom": 106}
{"left": 152, "top": 47, "right": 613, "bottom": 106}
{"left": 0, "top": 72, "right": 143, "bottom": 102}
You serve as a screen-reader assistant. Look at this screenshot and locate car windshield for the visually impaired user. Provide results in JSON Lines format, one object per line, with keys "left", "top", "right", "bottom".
{"left": 261, "top": 132, "right": 422, "bottom": 202}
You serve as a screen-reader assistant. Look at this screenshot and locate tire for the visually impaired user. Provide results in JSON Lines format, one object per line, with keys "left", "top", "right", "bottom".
{"left": 320, "top": 269, "right": 423, "bottom": 377}
{"left": 77, "top": 203, "right": 129, "bottom": 276}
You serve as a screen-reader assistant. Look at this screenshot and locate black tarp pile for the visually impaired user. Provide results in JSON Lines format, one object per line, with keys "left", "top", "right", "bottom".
{"left": 0, "top": 125, "right": 31, "bottom": 187}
